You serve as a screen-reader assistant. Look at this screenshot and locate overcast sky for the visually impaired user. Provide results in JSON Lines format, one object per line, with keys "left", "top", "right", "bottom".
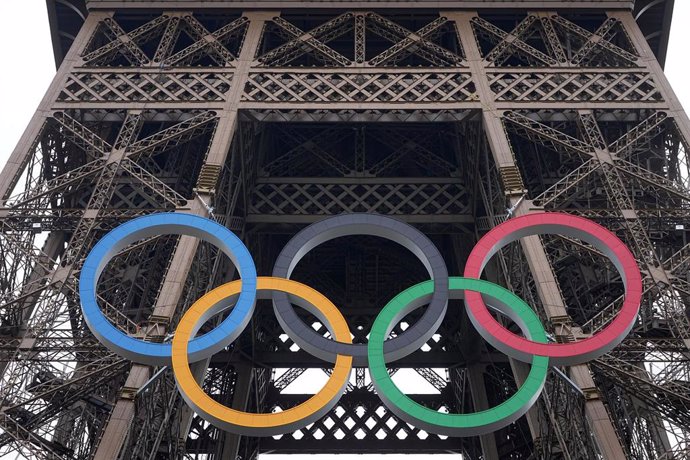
{"left": 0, "top": 2, "right": 689, "bottom": 459}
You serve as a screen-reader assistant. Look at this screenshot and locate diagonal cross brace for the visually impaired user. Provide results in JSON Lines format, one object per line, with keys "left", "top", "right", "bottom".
{"left": 52, "top": 112, "right": 113, "bottom": 157}
{"left": 126, "top": 111, "right": 218, "bottom": 159}
{"left": 165, "top": 16, "right": 249, "bottom": 66}
{"left": 503, "top": 111, "right": 594, "bottom": 159}
{"left": 82, "top": 15, "right": 170, "bottom": 66}
{"left": 258, "top": 14, "right": 353, "bottom": 67}
{"left": 366, "top": 13, "right": 464, "bottom": 67}
{"left": 608, "top": 111, "right": 668, "bottom": 158}
{"left": 551, "top": 16, "right": 638, "bottom": 66}
{"left": 261, "top": 128, "right": 343, "bottom": 176}
{"left": 472, "top": 17, "right": 558, "bottom": 67}
{"left": 484, "top": 15, "right": 542, "bottom": 66}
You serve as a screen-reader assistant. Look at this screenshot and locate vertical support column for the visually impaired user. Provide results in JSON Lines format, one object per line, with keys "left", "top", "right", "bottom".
{"left": 218, "top": 362, "right": 253, "bottom": 459}
{"left": 179, "top": 13, "right": 273, "bottom": 458}
{"left": 92, "top": 11, "right": 273, "bottom": 459}
{"left": 447, "top": 14, "right": 533, "bottom": 459}
{"left": 448, "top": 11, "right": 628, "bottom": 459}
{"left": 93, "top": 202, "right": 207, "bottom": 460}
{"left": 480, "top": 259, "right": 541, "bottom": 439}
{"left": 467, "top": 365, "right": 499, "bottom": 460}
{"left": 515, "top": 229, "right": 628, "bottom": 459}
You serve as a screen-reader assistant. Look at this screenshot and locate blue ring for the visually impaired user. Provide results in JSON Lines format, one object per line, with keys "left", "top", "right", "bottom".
{"left": 79, "top": 213, "right": 257, "bottom": 366}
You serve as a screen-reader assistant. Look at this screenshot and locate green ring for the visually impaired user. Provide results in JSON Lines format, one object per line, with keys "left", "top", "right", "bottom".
{"left": 367, "top": 277, "right": 549, "bottom": 437}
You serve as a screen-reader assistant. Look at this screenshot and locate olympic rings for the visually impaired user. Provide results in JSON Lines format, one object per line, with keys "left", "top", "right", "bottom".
{"left": 368, "top": 278, "right": 548, "bottom": 437}
{"left": 79, "top": 213, "right": 257, "bottom": 365}
{"left": 79, "top": 211, "right": 642, "bottom": 437}
{"left": 464, "top": 212, "right": 642, "bottom": 366}
{"left": 272, "top": 213, "right": 449, "bottom": 366}
{"left": 172, "top": 278, "right": 352, "bottom": 436}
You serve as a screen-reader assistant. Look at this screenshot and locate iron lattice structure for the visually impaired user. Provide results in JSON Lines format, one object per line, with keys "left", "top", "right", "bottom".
{"left": 0, "top": 0, "right": 688, "bottom": 459}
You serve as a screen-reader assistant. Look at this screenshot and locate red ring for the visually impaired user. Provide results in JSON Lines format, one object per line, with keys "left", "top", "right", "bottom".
{"left": 463, "top": 212, "right": 642, "bottom": 366}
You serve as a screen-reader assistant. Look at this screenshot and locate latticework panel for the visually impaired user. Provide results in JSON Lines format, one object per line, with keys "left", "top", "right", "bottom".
{"left": 58, "top": 71, "right": 234, "bottom": 103}
{"left": 243, "top": 71, "right": 475, "bottom": 103}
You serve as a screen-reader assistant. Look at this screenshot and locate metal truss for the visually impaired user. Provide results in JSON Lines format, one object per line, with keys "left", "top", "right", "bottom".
{"left": 81, "top": 14, "right": 248, "bottom": 67}
{"left": 0, "top": 4, "right": 688, "bottom": 460}
{"left": 256, "top": 12, "right": 464, "bottom": 68}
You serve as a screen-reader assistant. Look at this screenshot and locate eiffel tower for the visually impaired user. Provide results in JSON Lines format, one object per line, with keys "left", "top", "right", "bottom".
{"left": 0, "top": 0, "right": 688, "bottom": 458}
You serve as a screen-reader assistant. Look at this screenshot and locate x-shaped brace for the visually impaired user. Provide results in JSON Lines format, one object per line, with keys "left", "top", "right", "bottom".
{"left": 258, "top": 14, "right": 353, "bottom": 67}
{"left": 551, "top": 16, "right": 638, "bottom": 66}
{"left": 164, "top": 16, "right": 248, "bottom": 66}
{"left": 366, "top": 13, "right": 464, "bottom": 67}
{"left": 472, "top": 16, "right": 557, "bottom": 67}
{"left": 82, "top": 15, "right": 169, "bottom": 66}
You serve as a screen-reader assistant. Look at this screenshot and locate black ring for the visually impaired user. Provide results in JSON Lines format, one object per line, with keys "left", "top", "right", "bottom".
{"left": 271, "top": 213, "right": 449, "bottom": 366}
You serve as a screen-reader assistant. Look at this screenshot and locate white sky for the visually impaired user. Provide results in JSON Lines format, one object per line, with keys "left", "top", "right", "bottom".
{"left": 0, "top": 2, "right": 689, "bottom": 459}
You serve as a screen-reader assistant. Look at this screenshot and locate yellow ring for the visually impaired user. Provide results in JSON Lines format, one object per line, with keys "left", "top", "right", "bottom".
{"left": 172, "top": 277, "right": 353, "bottom": 436}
